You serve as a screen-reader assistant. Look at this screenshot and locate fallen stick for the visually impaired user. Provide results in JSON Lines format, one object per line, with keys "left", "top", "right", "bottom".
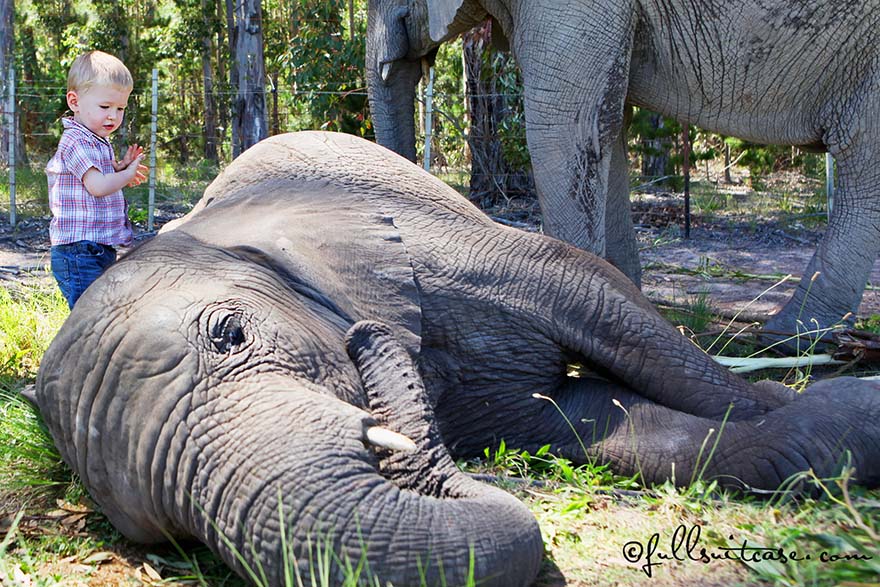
{"left": 712, "top": 353, "right": 845, "bottom": 374}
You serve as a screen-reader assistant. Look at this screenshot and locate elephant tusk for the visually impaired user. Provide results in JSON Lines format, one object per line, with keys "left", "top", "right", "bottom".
{"left": 380, "top": 62, "right": 393, "bottom": 82}
{"left": 365, "top": 426, "right": 417, "bottom": 452}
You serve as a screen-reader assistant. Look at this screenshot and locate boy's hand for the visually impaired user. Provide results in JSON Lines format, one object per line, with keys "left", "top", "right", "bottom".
{"left": 124, "top": 154, "right": 149, "bottom": 188}
{"left": 113, "top": 144, "right": 145, "bottom": 172}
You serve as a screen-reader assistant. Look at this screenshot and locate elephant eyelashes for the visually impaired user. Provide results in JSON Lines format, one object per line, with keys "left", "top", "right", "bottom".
{"left": 210, "top": 314, "right": 246, "bottom": 353}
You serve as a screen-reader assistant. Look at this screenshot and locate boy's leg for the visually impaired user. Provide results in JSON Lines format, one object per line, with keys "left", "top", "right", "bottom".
{"left": 51, "top": 241, "right": 117, "bottom": 309}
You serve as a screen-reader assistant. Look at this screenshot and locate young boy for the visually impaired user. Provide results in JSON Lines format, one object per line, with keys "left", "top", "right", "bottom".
{"left": 46, "top": 50, "right": 148, "bottom": 309}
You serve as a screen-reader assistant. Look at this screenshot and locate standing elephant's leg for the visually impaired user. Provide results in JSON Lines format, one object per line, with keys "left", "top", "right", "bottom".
{"left": 517, "top": 1, "right": 637, "bottom": 279}
{"left": 604, "top": 106, "right": 641, "bottom": 286}
{"left": 766, "top": 77, "right": 880, "bottom": 341}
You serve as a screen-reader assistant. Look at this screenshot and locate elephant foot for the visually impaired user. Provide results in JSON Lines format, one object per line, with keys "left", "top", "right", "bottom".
{"left": 708, "top": 377, "right": 880, "bottom": 492}
{"left": 552, "top": 376, "right": 880, "bottom": 493}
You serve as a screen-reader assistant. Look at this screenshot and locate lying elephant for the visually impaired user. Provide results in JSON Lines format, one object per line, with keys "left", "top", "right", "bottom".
{"left": 36, "top": 132, "right": 880, "bottom": 587}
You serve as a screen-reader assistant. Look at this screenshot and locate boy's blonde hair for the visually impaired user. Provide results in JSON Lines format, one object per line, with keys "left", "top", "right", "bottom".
{"left": 67, "top": 51, "right": 133, "bottom": 94}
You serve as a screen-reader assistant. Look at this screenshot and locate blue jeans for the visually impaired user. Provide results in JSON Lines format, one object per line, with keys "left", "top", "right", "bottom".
{"left": 51, "top": 241, "right": 117, "bottom": 309}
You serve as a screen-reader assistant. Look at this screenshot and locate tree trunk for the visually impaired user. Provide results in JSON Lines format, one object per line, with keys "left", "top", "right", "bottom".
{"left": 16, "top": 25, "right": 38, "bottom": 168}
{"left": 0, "top": 0, "right": 12, "bottom": 167}
{"left": 641, "top": 112, "right": 670, "bottom": 179}
{"left": 271, "top": 71, "right": 279, "bottom": 135}
{"left": 462, "top": 21, "right": 534, "bottom": 207}
{"left": 113, "top": 1, "right": 132, "bottom": 148}
{"left": 724, "top": 141, "right": 733, "bottom": 184}
{"left": 178, "top": 71, "right": 189, "bottom": 164}
{"left": 201, "top": 0, "right": 218, "bottom": 162}
{"left": 214, "top": 0, "right": 228, "bottom": 158}
{"left": 231, "top": 0, "right": 267, "bottom": 158}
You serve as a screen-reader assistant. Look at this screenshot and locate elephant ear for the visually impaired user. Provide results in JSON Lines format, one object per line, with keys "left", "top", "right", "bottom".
{"left": 174, "top": 183, "right": 424, "bottom": 354}
{"left": 428, "top": 0, "right": 466, "bottom": 42}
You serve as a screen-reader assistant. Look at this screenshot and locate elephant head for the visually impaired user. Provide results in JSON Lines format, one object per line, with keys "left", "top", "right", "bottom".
{"left": 36, "top": 131, "right": 880, "bottom": 586}
{"left": 366, "top": 0, "right": 491, "bottom": 161}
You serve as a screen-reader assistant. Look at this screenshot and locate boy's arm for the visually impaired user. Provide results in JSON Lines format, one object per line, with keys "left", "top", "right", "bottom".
{"left": 82, "top": 155, "right": 147, "bottom": 197}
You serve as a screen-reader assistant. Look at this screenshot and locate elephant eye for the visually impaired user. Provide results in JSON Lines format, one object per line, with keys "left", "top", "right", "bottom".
{"left": 210, "top": 314, "right": 246, "bottom": 353}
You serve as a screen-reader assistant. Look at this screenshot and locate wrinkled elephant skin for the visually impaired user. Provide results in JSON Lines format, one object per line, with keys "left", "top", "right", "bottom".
{"left": 36, "top": 132, "right": 880, "bottom": 586}
{"left": 367, "top": 0, "right": 880, "bottom": 342}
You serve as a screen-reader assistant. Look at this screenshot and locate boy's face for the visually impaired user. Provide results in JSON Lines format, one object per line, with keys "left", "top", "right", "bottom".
{"left": 67, "top": 84, "right": 132, "bottom": 138}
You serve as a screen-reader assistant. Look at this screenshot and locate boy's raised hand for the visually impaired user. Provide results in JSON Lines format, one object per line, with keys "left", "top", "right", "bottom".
{"left": 127, "top": 158, "right": 149, "bottom": 187}
{"left": 114, "top": 144, "right": 150, "bottom": 187}
{"left": 114, "top": 144, "right": 144, "bottom": 172}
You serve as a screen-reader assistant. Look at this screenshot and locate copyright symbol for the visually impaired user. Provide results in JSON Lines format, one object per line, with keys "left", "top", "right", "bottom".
{"left": 623, "top": 540, "right": 644, "bottom": 562}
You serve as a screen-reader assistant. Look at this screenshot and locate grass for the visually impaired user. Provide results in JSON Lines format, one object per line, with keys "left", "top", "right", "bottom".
{"left": 0, "top": 283, "right": 68, "bottom": 389}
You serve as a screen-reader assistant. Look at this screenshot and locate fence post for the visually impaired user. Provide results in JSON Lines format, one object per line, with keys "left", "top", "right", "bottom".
{"left": 7, "top": 63, "right": 15, "bottom": 228}
{"left": 825, "top": 152, "right": 834, "bottom": 221}
{"left": 148, "top": 68, "right": 158, "bottom": 232}
{"left": 682, "top": 125, "right": 690, "bottom": 239}
{"left": 423, "top": 66, "right": 434, "bottom": 172}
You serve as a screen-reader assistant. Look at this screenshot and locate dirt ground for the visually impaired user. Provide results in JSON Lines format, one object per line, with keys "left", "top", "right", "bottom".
{"left": 634, "top": 194, "right": 880, "bottom": 320}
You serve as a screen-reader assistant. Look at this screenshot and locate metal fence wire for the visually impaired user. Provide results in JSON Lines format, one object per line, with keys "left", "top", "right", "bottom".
{"left": 2, "top": 67, "right": 836, "bottom": 230}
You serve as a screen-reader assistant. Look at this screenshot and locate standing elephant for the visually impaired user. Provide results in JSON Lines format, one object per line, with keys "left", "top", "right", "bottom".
{"left": 366, "top": 0, "right": 880, "bottom": 340}
{"left": 36, "top": 132, "right": 880, "bottom": 587}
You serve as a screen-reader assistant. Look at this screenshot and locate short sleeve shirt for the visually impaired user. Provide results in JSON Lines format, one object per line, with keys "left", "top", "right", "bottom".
{"left": 46, "top": 117, "right": 133, "bottom": 246}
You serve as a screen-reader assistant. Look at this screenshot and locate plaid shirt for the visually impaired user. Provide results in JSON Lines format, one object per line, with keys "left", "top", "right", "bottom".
{"left": 47, "top": 118, "right": 133, "bottom": 246}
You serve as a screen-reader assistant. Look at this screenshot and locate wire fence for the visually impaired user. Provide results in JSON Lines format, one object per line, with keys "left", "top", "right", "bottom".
{"left": 1, "top": 67, "right": 837, "bottom": 232}
{"left": 1, "top": 68, "right": 534, "bottom": 228}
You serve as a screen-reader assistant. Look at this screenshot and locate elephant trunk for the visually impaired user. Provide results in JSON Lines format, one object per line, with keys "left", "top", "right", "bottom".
{"left": 367, "top": 0, "right": 423, "bottom": 161}
{"left": 173, "top": 322, "right": 542, "bottom": 587}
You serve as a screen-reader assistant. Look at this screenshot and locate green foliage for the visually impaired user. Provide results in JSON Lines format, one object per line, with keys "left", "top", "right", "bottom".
{"left": 664, "top": 289, "right": 715, "bottom": 335}
{"left": 856, "top": 314, "right": 880, "bottom": 334}
{"left": 725, "top": 137, "right": 827, "bottom": 186}
{"left": 0, "top": 285, "right": 68, "bottom": 388}
{"left": 493, "top": 62, "right": 530, "bottom": 172}
{"left": 629, "top": 109, "right": 679, "bottom": 179}
{"left": 15, "top": 0, "right": 170, "bottom": 157}
{"left": 481, "top": 441, "right": 637, "bottom": 490}
{"left": 629, "top": 109, "right": 716, "bottom": 190}
{"left": 272, "top": 1, "right": 369, "bottom": 136}
{"left": 0, "top": 283, "right": 70, "bottom": 502}
{"left": 430, "top": 38, "right": 468, "bottom": 169}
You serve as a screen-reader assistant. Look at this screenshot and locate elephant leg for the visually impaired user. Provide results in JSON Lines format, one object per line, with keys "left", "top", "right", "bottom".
{"left": 417, "top": 230, "right": 795, "bottom": 448}
{"left": 765, "top": 78, "right": 880, "bottom": 344}
{"left": 517, "top": 2, "right": 637, "bottom": 261}
{"left": 604, "top": 106, "right": 642, "bottom": 286}
{"left": 417, "top": 235, "right": 879, "bottom": 489}
{"left": 544, "top": 377, "right": 880, "bottom": 490}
